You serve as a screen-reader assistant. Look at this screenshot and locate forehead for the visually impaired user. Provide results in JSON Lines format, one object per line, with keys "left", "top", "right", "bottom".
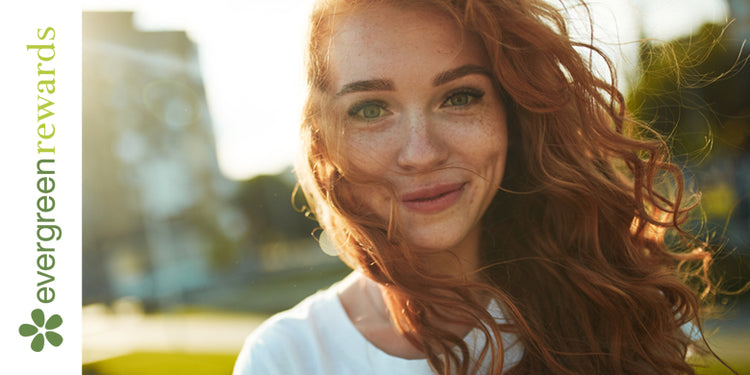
{"left": 328, "top": 5, "right": 489, "bottom": 89}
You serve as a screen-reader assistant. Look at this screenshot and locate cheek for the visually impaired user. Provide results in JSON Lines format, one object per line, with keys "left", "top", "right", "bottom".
{"left": 481, "top": 111, "right": 509, "bottom": 166}
{"left": 484, "top": 135, "right": 508, "bottom": 182}
{"left": 344, "top": 131, "right": 396, "bottom": 175}
{"left": 485, "top": 126, "right": 508, "bottom": 169}
{"left": 344, "top": 177, "right": 394, "bottom": 223}
{"left": 451, "top": 114, "right": 508, "bottom": 172}
{"left": 341, "top": 134, "right": 395, "bottom": 217}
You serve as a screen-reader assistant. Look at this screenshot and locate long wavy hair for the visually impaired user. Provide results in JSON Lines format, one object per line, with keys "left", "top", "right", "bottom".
{"left": 295, "top": 0, "right": 715, "bottom": 373}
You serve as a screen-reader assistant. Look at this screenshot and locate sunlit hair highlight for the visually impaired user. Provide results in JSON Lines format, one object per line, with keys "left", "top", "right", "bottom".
{"left": 295, "top": 0, "right": 717, "bottom": 374}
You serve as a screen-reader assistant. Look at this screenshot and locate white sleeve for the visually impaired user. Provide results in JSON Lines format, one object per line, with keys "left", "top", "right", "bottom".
{"left": 232, "top": 317, "right": 311, "bottom": 375}
{"left": 233, "top": 332, "right": 284, "bottom": 375}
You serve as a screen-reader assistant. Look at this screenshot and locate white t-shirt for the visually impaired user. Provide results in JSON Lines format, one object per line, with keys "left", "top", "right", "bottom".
{"left": 233, "top": 273, "right": 523, "bottom": 375}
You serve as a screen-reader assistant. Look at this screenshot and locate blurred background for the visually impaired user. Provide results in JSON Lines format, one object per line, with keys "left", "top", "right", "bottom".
{"left": 80, "top": 0, "right": 749, "bottom": 374}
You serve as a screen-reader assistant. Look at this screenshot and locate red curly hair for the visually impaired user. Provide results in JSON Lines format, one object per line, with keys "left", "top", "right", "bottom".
{"left": 295, "top": 0, "right": 715, "bottom": 373}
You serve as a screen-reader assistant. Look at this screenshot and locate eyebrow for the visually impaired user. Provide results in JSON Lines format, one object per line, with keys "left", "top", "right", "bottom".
{"left": 335, "top": 79, "right": 394, "bottom": 97}
{"left": 433, "top": 64, "right": 492, "bottom": 86}
{"left": 334, "top": 64, "right": 492, "bottom": 97}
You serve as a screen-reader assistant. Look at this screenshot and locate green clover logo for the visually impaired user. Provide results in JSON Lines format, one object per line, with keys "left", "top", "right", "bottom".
{"left": 18, "top": 309, "right": 63, "bottom": 352}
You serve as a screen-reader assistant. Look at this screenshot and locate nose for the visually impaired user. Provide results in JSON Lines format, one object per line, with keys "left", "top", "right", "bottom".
{"left": 396, "top": 112, "right": 448, "bottom": 172}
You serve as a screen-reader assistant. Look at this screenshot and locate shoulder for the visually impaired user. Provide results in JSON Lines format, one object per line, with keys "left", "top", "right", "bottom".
{"left": 232, "top": 276, "right": 353, "bottom": 375}
{"left": 232, "top": 272, "right": 438, "bottom": 375}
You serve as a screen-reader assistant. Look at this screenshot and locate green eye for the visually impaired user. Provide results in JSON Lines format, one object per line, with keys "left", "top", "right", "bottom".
{"left": 349, "top": 102, "right": 388, "bottom": 121}
{"left": 359, "top": 105, "right": 383, "bottom": 119}
{"left": 449, "top": 93, "right": 470, "bottom": 106}
{"left": 447, "top": 93, "right": 472, "bottom": 107}
{"left": 442, "top": 89, "right": 485, "bottom": 108}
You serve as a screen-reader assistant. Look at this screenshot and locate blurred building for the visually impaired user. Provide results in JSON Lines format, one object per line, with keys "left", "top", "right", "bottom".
{"left": 83, "top": 12, "right": 245, "bottom": 308}
{"left": 82, "top": 12, "right": 345, "bottom": 312}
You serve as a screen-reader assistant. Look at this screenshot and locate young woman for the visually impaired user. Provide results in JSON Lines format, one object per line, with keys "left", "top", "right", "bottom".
{"left": 234, "top": 0, "right": 714, "bottom": 373}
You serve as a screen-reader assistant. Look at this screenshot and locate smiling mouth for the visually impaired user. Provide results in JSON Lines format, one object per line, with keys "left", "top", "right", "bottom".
{"left": 413, "top": 191, "right": 453, "bottom": 201}
{"left": 401, "top": 183, "right": 465, "bottom": 214}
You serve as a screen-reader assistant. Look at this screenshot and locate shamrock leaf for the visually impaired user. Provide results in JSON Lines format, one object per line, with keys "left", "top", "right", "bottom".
{"left": 31, "top": 333, "right": 45, "bottom": 352}
{"left": 19, "top": 324, "right": 39, "bottom": 337}
{"left": 31, "top": 309, "right": 45, "bottom": 327}
{"left": 45, "top": 314, "right": 62, "bottom": 330}
{"left": 45, "top": 331, "right": 63, "bottom": 347}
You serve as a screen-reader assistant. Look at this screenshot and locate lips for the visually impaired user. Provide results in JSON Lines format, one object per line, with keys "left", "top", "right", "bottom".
{"left": 401, "top": 183, "right": 465, "bottom": 214}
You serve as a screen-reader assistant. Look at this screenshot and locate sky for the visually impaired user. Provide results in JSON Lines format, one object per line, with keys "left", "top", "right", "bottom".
{"left": 81, "top": 0, "right": 730, "bottom": 181}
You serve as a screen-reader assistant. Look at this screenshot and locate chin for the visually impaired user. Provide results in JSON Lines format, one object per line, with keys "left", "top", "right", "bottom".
{"left": 403, "top": 228, "right": 473, "bottom": 253}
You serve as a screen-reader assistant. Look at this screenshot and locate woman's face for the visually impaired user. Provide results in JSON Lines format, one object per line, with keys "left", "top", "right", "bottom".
{"left": 329, "top": 5, "right": 508, "bottom": 254}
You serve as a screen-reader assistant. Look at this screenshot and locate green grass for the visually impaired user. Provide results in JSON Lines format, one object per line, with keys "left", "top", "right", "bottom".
{"left": 692, "top": 358, "right": 750, "bottom": 374}
{"left": 83, "top": 351, "right": 749, "bottom": 375}
{"left": 83, "top": 352, "right": 237, "bottom": 375}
